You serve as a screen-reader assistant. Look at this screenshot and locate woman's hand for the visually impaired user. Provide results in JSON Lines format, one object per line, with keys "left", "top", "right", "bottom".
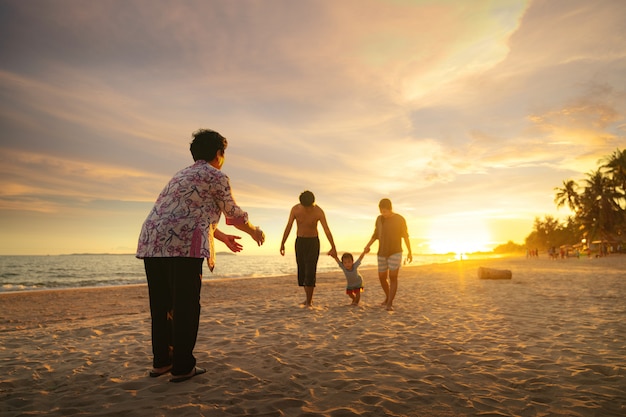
{"left": 222, "top": 234, "right": 243, "bottom": 253}
{"left": 252, "top": 227, "right": 265, "bottom": 246}
{"left": 215, "top": 228, "right": 243, "bottom": 253}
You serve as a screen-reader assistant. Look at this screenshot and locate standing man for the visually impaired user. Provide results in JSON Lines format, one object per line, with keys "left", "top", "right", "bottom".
{"left": 364, "top": 198, "right": 412, "bottom": 311}
{"left": 280, "top": 190, "right": 337, "bottom": 307}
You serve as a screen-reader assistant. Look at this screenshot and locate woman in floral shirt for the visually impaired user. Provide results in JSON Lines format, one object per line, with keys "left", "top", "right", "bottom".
{"left": 137, "top": 129, "right": 265, "bottom": 382}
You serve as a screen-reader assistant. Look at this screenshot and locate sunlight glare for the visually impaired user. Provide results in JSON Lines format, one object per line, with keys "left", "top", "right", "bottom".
{"left": 426, "top": 216, "right": 492, "bottom": 255}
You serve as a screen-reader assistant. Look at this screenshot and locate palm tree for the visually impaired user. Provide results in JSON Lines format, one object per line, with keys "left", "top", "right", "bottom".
{"left": 578, "top": 169, "right": 622, "bottom": 241}
{"left": 601, "top": 148, "right": 626, "bottom": 210}
{"left": 601, "top": 148, "right": 626, "bottom": 189}
{"left": 554, "top": 179, "right": 580, "bottom": 212}
{"left": 601, "top": 148, "right": 626, "bottom": 238}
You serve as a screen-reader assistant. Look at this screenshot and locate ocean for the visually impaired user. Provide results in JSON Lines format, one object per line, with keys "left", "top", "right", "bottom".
{"left": 0, "top": 253, "right": 467, "bottom": 293}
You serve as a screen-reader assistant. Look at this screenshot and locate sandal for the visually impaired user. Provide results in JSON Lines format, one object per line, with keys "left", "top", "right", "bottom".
{"left": 149, "top": 365, "right": 172, "bottom": 377}
{"left": 169, "top": 366, "right": 207, "bottom": 383}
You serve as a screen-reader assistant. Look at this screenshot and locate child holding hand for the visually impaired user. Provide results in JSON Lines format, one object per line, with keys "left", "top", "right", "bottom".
{"left": 332, "top": 251, "right": 365, "bottom": 305}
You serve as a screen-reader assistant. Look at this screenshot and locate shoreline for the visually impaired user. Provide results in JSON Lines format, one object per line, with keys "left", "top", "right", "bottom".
{"left": 0, "top": 252, "right": 473, "bottom": 295}
{"left": 0, "top": 251, "right": 473, "bottom": 295}
{"left": 0, "top": 250, "right": 615, "bottom": 294}
{"left": 2, "top": 254, "right": 625, "bottom": 416}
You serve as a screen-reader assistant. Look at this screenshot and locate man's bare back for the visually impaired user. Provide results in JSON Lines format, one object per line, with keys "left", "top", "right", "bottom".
{"left": 293, "top": 204, "right": 325, "bottom": 237}
{"left": 279, "top": 191, "right": 337, "bottom": 306}
{"left": 280, "top": 194, "right": 336, "bottom": 259}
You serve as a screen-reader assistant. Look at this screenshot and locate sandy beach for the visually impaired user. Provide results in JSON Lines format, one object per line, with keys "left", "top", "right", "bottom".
{"left": 1, "top": 254, "right": 625, "bottom": 417}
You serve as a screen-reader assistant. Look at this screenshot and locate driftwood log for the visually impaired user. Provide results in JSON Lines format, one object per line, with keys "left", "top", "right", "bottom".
{"left": 477, "top": 267, "right": 512, "bottom": 280}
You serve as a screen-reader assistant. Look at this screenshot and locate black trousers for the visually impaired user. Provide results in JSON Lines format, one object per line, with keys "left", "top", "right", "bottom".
{"left": 295, "top": 237, "right": 320, "bottom": 287}
{"left": 144, "top": 257, "right": 203, "bottom": 375}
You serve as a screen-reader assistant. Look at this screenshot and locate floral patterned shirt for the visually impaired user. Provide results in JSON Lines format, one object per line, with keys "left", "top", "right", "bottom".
{"left": 136, "top": 160, "right": 248, "bottom": 267}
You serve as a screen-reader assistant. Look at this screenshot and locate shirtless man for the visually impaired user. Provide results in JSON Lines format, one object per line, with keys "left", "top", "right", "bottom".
{"left": 280, "top": 190, "right": 337, "bottom": 307}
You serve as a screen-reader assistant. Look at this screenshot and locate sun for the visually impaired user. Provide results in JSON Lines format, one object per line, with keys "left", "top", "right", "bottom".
{"left": 425, "top": 216, "right": 493, "bottom": 255}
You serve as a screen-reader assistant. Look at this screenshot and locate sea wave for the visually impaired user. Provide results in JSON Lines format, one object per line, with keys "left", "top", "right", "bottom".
{"left": 0, "top": 253, "right": 465, "bottom": 293}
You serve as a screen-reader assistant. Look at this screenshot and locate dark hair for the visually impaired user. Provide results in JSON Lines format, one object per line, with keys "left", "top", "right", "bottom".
{"left": 379, "top": 198, "right": 392, "bottom": 210}
{"left": 190, "top": 129, "right": 228, "bottom": 162}
{"left": 299, "top": 190, "right": 315, "bottom": 207}
{"left": 341, "top": 253, "right": 354, "bottom": 262}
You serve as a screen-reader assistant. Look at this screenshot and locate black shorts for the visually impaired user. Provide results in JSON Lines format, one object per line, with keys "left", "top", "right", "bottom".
{"left": 295, "top": 237, "right": 320, "bottom": 287}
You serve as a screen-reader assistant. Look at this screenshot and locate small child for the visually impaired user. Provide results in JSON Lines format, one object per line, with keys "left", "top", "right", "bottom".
{"left": 332, "top": 251, "right": 365, "bottom": 305}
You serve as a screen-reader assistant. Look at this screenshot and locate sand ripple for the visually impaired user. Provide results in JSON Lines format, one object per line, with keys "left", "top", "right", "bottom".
{"left": 1, "top": 255, "right": 625, "bottom": 416}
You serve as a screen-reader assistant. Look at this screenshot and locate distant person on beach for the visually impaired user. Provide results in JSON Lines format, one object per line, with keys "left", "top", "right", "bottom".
{"left": 280, "top": 190, "right": 337, "bottom": 307}
{"left": 364, "top": 198, "right": 412, "bottom": 311}
{"left": 136, "top": 129, "right": 265, "bottom": 382}
{"left": 331, "top": 251, "right": 366, "bottom": 306}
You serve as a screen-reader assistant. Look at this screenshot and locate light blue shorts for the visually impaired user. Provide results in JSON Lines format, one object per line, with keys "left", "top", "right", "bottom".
{"left": 377, "top": 253, "right": 402, "bottom": 272}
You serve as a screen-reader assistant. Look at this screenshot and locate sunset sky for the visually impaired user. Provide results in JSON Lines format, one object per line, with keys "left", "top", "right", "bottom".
{"left": 1, "top": 0, "right": 625, "bottom": 256}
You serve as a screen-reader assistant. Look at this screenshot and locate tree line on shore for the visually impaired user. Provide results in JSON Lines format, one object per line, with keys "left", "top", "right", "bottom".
{"left": 495, "top": 148, "right": 625, "bottom": 254}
